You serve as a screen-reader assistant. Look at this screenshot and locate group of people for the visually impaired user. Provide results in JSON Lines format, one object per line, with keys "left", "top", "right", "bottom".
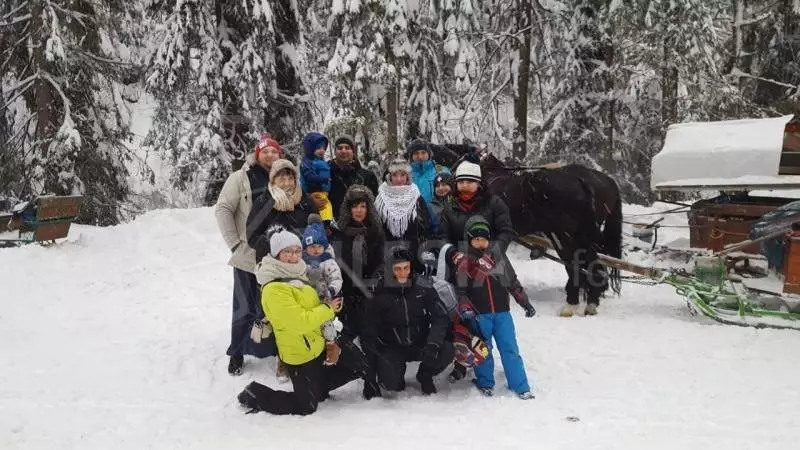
{"left": 214, "top": 133, "right": 538, "bottom": 416}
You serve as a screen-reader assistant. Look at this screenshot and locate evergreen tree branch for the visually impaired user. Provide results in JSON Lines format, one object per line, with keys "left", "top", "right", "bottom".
{"left": 730, "top": 68, "right": 799, "bottom": 91}
{"left": 1, "top": 3, "right": 27, "bottom": 21}
{"left": 0, "top": 14, "right": 30, "bottom": 27}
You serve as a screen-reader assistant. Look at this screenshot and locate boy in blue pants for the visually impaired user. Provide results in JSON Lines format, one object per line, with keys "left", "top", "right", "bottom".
{"left": 448, "top": 215, "right": 534, "bottom": 399}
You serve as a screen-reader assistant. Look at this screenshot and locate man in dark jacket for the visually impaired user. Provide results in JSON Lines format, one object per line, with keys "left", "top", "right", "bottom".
{"left": 439, "top": 159, "right": 535, "bottom": 315}
{"left": 328, "top": 135, "right": 379, "bottom": 218}
{"left": 361, "top": 246, "right": 454, "bottom": 398}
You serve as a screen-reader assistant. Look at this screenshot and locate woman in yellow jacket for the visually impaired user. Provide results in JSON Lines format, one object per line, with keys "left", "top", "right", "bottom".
{"left": 237, "top": 229, "right": 365, "bottom": 415}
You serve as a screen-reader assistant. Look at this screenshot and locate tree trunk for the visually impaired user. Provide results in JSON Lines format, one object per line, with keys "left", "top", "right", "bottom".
{"left": 31, "top": 0, "right": 55, "bottom": 162}
{"left": 386, "top": 84, "right": 399, "bottom": 157}
{"left": 512, "top": 0, "right": 532, "bottom": 162}
{"left": 783, "top": 0, "right": 798, "bottom": 35}
{"left": 661, "top": 39, "right": 678, "bottom": 132}
{"left": 733, "top": 0, "right": 744, "bottom": 71}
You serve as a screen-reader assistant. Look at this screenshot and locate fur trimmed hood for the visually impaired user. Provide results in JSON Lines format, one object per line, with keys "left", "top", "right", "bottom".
{"left": 337, "top": 184, "right": 382, "bottom": 232}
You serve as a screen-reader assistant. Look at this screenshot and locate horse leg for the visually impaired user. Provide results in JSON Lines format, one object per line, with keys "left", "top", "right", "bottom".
{"left": 552, "top": 233, "right": 580, "bottom": 318}
{"left": 579, "top": 243, "right": 607, "bottom": 316}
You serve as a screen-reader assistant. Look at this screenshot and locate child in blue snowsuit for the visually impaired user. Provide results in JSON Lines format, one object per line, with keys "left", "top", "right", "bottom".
{"left": 300, "top": 132, "right": 333, "bottom": 222}
{"left": 447, "top": 215, "right": 534, "bottom": 399}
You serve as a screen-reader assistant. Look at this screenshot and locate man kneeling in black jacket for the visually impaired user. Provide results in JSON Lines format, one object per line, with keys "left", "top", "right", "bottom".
{"left": 362, "top": 246, "right": 454, "bottom": 398}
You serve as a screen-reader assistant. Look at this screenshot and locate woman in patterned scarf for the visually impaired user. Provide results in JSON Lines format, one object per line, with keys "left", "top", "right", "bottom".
{"left": 374, "top": 159, "right": 432, "bottom": 274}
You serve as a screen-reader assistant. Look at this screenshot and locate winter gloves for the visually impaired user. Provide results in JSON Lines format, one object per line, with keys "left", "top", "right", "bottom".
{"left": 458, "top": 303, "right": 476, "bottom": 322}
{"left": 510, "top": 286, "right": 536, "bottom": 318}
{"left": 452, "top": 251, "right": 495, "bottom": 283}
{"left": 523, "top": 303, "right": 537, "bottom": 317}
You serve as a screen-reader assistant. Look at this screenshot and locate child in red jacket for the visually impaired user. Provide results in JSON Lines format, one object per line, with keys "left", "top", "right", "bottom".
{"left": 446, "top": 215, "right": 534, "bottom": 399}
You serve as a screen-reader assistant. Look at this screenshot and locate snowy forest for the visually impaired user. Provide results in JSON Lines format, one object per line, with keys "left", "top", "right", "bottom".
{"left": 2, "top": 0, "right": 799, "bottom": 225}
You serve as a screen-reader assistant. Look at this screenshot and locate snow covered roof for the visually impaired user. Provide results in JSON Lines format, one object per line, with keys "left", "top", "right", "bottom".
{"left": 651, "top": 115, "right": 800, "bottom": 191}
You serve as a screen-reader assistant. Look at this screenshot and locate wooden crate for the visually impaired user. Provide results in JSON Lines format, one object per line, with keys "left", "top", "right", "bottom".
{"left": 783, "top": 233, "right": 800, "bottom": 294}
{"left": 689, "top": 196, "right": 793, "bottom": 253}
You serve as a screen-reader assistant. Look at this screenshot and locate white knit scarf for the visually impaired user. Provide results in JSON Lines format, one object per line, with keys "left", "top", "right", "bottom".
{"left": 255, "top": 255, "right": 309, "bottom": 285}
{"left": 375, "top": 182, "right": 421, "bottom": 238}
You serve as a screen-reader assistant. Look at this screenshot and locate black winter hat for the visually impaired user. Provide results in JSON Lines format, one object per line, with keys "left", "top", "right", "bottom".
{"left": 334, "top": 135, "right": 357, "bottom": 150}
{"left": 434, "top": 172, "right": 453, "bottom": 186}
{"left": 406, "top": 139, "right": 432, "bottom": 159}
{"left": 389, "top": 245, "right": 414, "bottom": 265}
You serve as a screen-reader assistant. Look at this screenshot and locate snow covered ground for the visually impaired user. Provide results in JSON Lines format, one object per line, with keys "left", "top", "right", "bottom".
{"left": 2, "top": 204, "right": 800, "bottom": 450}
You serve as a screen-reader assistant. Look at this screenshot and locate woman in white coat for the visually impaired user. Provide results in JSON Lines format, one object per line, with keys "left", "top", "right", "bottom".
{"left": 215, "top": 136, "right": 282, "bottom": 375}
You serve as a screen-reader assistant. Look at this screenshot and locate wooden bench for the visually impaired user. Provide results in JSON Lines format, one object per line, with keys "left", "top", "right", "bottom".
{"left": 0, "top": 195, "right": 83, "bottom": 246}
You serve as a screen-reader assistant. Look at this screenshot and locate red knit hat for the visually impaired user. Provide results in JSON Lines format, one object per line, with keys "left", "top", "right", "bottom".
{"left": 255, "top": 136, "right": 281, "bottom": 158}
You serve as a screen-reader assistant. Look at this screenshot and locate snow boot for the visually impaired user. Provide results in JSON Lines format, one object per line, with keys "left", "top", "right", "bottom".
{"left": 228, "top": 355, "right": 244, "bottom": 376}
{"left": 276, "top": 360, "right": 290, "bottom": 384}
{"left": 473, "top": 379, "right": 493, "bottom": 397}
{"left": 476, "top": 386, "right": 494, "bottom": 397}
{"left": 559, "top": 304, "right": 577, "bottom": 318}
{"left": 517, "top": 391, "right": 535, "bottom": 400}
{"left": 324, "top": 341, "right": 341, "bottom": 366}
{"left": 237, "top": 384, "right": 261, "bottom": 413}
{"left": 417, "top": 372, "right": 437, "bottom": 395}
{"left": 448, "top": 362, "right": 467, "bottom": 383}
{"left": 584, "top": 303, "right": 598, "bottom": 316}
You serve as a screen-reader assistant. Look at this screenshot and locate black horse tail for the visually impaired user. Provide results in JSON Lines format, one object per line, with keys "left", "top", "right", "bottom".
{"left": 603, "top": 185, "right": 623, "bottom": 295}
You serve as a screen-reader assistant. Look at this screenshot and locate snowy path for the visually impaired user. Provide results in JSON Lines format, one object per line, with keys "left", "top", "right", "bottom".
{"left": 1, "top": 207, "right": 799, "bottom": 450}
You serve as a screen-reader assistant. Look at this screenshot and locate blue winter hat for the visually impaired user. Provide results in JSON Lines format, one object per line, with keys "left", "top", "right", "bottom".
{"left": 303, "top": 214, "right": 329, "bottom": 249}
{"left": 303, "top": 132, "right": 329, "bottom": 159}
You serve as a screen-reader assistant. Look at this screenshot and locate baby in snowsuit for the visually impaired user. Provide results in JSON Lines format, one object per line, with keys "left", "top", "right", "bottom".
{"left": 300, "top": 132, "right": 334, "bottom": 223}
{"left": 303, "top": 214, "right": 343, "bottom": 365}
{"left": 446, "top": 215, "right": 534, "bottom": 399}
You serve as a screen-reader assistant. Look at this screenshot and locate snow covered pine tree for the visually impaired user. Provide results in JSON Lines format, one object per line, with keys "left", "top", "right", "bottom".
{"left": 144, "top": 0, "right": 311, "bottom": 205}
{"left": 0, "top": 0, "right": 142, "bottom": 224}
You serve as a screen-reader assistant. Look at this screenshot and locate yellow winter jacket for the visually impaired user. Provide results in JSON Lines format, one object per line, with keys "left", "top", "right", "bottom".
{"left": 262, "top": 280, "right": 335, "bottom": 365}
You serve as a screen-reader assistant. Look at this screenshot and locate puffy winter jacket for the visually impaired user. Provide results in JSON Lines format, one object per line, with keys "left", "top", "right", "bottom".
{"left": 261, "top": 279, "right": 334, "bottom": 365}
{"left": 329, "top": 225, "right": 384, "bottom": 300}
{"left": 246, "top": 194, "right": 319, "bottom": 263}
{"left": 447, "top": 248, "right": 513, "bottom": 314}
{"left": 439, "top": 190, "right": 514, "bottom": 255}
{"left": 304, "top": 253, "right": 343, "bottom": 299}
{"left": 411, "top": 160, "right": 450, "bottom": 204}
{"left": 362, "top": 275, "right": 451, "bottom": 349}
{"left": 301, "top": 133, "right": 332, "bottom": 193}
{"left": 214, "top": 154, "right": 269, "bottom": 273}
{"left": 429, "top": 196, "right": 450, "bottom": 237}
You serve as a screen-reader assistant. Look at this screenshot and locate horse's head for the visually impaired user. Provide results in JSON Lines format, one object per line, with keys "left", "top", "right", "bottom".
{"left": 479, "top": 152, "right": 505, "bottom": 169}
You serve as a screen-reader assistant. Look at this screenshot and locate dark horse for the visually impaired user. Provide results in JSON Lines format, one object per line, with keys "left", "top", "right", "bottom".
{"left": 432, "top": 144, "right": 623, "bottom": 314}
